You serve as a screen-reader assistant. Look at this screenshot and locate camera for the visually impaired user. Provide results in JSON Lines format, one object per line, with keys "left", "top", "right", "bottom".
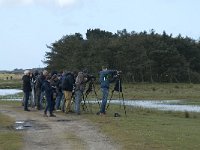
{"left": 85, "top": 74, "right": 96, "bottom": 83}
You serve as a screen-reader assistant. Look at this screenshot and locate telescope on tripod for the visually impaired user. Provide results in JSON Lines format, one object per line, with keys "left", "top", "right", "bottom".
{"left": 106, "top": 72, "right": 127, "bottom": 117}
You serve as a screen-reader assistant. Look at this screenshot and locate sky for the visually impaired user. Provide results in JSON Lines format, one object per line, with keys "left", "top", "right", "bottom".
{"left": 0, "top": 0, "right": 200, "bottom": 71}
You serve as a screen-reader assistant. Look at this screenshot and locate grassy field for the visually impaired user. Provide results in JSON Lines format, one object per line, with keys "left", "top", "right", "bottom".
{"left": 1, "top": 81, "right": 200, "bottom": 149}
{"left": 83, "top": 105, "right": 200, "bottom": 150}
{"left": 0, "top": 73, "right": 22, "bottom": 80}
{"left": 0, "top": 112, "right": 23, "bottom": 150}
{"left": 0, "top": 73, "right": 22, "bottom": 89}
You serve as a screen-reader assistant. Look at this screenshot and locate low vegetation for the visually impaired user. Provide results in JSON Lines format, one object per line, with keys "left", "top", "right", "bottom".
{"left": 0, "top": 113, "right": 23, "bottom": 150}
{"left": 84, "top": 105, "right": 200, "bottom": 150}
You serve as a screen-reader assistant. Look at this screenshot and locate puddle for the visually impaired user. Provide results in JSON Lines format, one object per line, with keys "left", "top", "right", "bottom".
{"left": 14, "top": 120, "right": 50, "bottom": 131}
{"left": 0, "top": 89, "right": 22, "bottom": 96}
{"left": 15, "top": 120, "right": 32, "bottom": 130}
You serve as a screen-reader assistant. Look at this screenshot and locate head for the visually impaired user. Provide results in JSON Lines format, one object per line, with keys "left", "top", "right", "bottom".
{"left": 43, "top": 70, "right": 48, "bottom": 77}
{"left": 51, "top": 74, "right": 58, "bottom": 80}
{"left": 24, "top": 70, "right": 30, "bottom": 76}
{"left": 46, "top": 75, "right": 51, "bottom": 82}
{"left": 102, "top": 66, "right": 108, "bottom": 71}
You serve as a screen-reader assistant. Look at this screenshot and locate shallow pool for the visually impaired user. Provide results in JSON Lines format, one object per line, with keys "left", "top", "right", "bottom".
{"left": 0, "top": 89, "right": 22, "bottom": 96}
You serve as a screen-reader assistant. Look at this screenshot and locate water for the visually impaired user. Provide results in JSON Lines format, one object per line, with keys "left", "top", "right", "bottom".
{"left": 0, "top": 89, "right": 22, "bottom": 96}
{"left": 106, "top": 100, "right": 200, "bottom": 113}
{"left": 1, "top": 89, "right": 200, "bottom": 113}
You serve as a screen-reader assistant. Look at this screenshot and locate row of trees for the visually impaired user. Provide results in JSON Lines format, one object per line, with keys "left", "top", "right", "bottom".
{"left": 44, "top": 29, "right": 200, "bottom": 83}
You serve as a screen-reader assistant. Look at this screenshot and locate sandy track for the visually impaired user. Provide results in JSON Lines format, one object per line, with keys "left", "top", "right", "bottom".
{"left": 0, "top": 105, "right": 120, "bottom": 150}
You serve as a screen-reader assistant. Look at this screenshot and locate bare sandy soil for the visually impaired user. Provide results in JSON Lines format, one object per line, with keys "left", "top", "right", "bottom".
{"left": 0, "top": 105, "right": 121, "bottom": 150}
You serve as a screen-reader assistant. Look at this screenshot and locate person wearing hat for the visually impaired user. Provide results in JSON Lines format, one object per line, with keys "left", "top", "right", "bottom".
{"left": 22, "top": 70, "right": 32, "bottom": 111}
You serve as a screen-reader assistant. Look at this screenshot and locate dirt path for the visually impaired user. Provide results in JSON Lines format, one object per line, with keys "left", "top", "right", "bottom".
{"left": 0, "top": 105, "right": 121, "bottom": 150}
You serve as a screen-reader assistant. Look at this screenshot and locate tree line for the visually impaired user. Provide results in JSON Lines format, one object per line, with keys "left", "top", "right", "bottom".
{"left": 44, "top": 29, "right": 200, "bottom": 83}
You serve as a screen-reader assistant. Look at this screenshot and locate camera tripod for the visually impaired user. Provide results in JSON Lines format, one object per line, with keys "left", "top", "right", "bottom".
{"left": 81, "top": 80, "right": 100, "bottom": 112}
{"left": 106, "top": 76, "right": 127, "bottom": 117}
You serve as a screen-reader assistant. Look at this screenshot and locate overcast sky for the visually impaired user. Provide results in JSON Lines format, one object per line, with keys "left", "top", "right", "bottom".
{"left": 0, "top": 0, "right": 200, "bottom": 70}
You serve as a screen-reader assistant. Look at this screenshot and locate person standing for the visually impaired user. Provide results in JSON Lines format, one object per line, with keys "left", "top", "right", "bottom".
{"left": 35, "top": 70, "right": 48, "bottom": 110}
{"left": 61, "top": 71, "right": 75, "bottom": 114}
{"left": 55, "top": 73, "right": 63, "bottom": 111}
{"left": 42, "top": 75, "right": 56, "bottom": 117}
{"left": 74, "top": 71, "right": 88, "bottom": 115}
{"left": 98, "top": 66, "right": 117, "bottom": 115}
{"left": 22, "top": 70, "right": 32, "bottom": 111}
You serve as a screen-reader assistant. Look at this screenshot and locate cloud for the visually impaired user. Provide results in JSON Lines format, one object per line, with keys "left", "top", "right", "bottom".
{"left": 0, "top": 0, "right": 78, "bottom": 8}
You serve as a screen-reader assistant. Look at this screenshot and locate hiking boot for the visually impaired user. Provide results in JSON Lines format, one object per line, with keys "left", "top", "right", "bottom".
{"left": 49, "top": 114, "right": 56, "bottom": 117}
{"left": 43, "top": 113, "right": 48, "bottom": 117}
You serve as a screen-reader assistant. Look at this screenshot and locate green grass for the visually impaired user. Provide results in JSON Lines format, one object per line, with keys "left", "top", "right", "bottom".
{"left": 0, "top": 113, "right": 23, "bottom": 150}
{"left": 83, "top": 105, "right": 200, "bottom": 150}
{"left": 0, "top": 80, "right": 22, "bottom": 89}
{"left": 84, "top": 83, "right": 200, "bottom": 100}
{"left": 0, "top": 73, "right": 22, "bottom": 80}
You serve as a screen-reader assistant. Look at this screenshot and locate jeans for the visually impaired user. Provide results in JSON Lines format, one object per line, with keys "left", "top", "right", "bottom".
{"left": 74, "top": 90, "right": 83, "bottom": 114}
{"left": 24, "top": 91, "right": 30, "bottom": 110}
{"left": 55, "top": 92, "right": 63, "bottom": 110}
{"left": 44, "top": 95, "right": 53, "bottom": 115}
{"left": 100, "top": 88, "right": 109, "bottom": 114}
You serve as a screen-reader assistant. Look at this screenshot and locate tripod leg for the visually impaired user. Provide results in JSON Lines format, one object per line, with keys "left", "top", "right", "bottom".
{"left": 93, "top": 84, "right": 101, "bottom": 108}
{"left": 121, "top": 92, "right": 127, "bottom": 117}
{"left": 82, "top": 93, "right": 89, "bottom": 112}
{"left": 106, "top": 90, "right": 114, "bottom": 110}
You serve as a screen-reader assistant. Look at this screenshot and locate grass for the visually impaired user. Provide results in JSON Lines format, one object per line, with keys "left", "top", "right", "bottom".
{"left": 0, "top": 113, "right": 23, "bottom": 150}
{"left": 83, "top": 105, "right": 200, "bottom": 150}
{"left": 0, "top": 80, "right": 22, "bottom": 89}
{"left": 2, "top": 81, "right": 200, "bottom": 149}
{"left": 0, "top": 73, "right": 22, "bottom": 80}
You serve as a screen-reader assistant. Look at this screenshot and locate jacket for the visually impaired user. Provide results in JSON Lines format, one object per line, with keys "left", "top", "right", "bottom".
{"left": 99, "top": 70, "right": 117, "bottom": 89}
{"left": 61, "top": 73, "right": 75, "bottom": 92}
{"left": 22, "top": 75, "right": 32, "bottom": 92}
{"left": 75, "top": 72, "right": 87, "bottom": 92}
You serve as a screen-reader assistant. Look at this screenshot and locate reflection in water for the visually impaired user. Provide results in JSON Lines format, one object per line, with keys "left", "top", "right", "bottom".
{"left": 0, "top": 89, "right": 22, "bottom": 96}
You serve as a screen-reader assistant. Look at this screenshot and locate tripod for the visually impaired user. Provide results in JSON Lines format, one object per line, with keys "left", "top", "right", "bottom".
{"left": 106, "top": 76, "right": 127, "bottom": 117}
{"left": 82, "top": 80, "right": 100, "bottom": 112}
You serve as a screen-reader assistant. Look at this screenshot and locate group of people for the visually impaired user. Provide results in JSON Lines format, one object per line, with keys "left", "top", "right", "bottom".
{"left": 22, "top": 66, "right": 119, "bottom": 117}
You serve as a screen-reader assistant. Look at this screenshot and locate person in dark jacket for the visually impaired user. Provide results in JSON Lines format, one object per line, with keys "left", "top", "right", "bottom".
{"left": 22, "top": 70, "right": 32, "bottom": 111}
{"left": 50, "top": 74, "right": 59, "bottom": 111}
{"left": 55, "top": 73, "right": 63, "bottom": 111}
{"left": 61, "top": 71, "right": 75, "bottom": 113}
{"left": 42, "top": 75, "right": 56, "bottom": 117}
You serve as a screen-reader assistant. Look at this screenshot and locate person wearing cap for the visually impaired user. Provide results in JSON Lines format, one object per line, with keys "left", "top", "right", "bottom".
{"left": 22, "top": 70, "right": 32, "bottom": 111}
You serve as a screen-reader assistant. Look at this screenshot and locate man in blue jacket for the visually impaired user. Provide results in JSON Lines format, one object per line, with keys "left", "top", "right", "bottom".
{"left": 98, "top": 66, "right": 117, "bottom": 115}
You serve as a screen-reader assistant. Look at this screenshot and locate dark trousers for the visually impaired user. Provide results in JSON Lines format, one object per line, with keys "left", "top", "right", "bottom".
{"left": 24, "top": 91, "right": 30, "bottom": 110}
{"left": 44, "top": 95, "right": 53, "bottom": 115}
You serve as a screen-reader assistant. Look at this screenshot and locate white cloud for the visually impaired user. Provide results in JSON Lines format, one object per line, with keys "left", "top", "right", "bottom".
{"left": 56, "top": 0, "right": 77, "bottom": 7}
{"left": 0, "top": 0, "right": 78, "bottom": 8}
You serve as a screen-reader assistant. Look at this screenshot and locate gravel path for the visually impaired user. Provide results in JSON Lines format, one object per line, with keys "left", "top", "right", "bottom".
{"left": 0, "top": 105, "right": 121, "bottom": 150}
